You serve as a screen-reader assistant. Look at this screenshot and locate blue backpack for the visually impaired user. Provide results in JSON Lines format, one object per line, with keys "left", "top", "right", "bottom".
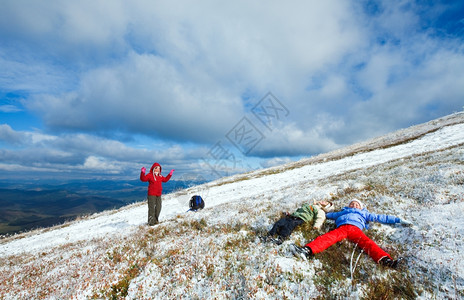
{"left": 189, "top": 195, "right": 205, "bottom": 211}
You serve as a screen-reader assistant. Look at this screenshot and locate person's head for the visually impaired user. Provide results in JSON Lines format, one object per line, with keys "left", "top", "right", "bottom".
{"left": 348, "top": 199, "right": 363, "bottom": 209}
{"left": 316, "top": 200, "right": 334, "bottom": 212}
{"left": 151, "top": 162, "right": 162, "bottom": 174}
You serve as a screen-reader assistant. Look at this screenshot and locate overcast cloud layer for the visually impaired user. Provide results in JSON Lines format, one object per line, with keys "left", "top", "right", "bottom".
{"left": 1, "top": 0, "right": 463, "bottom": 181}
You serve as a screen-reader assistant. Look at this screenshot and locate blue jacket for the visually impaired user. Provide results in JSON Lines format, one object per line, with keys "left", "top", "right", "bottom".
{"left": 326, "top": 207, "right": 400, "bottom": 230}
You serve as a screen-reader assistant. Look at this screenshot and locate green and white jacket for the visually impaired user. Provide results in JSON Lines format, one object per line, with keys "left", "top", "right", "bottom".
{"left": 291, "top": 201, "right": 334, "bottom": 229}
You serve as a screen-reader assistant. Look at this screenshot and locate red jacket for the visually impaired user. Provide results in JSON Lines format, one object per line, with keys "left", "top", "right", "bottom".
{"left": 140, "top": 162, "right": 172, "bottom": 196}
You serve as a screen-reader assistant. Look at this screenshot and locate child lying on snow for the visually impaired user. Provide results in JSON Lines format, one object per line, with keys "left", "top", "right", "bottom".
{"left": 292, "top": 199, "right": 412, "bottom": 269}
{"left": 264, "top": 201, "right": 334, "bottom": 245}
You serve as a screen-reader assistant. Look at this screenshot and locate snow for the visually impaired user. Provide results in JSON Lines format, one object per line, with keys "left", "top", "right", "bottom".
{"left": 1, "top": 112, "right": 464, "bottom": 299}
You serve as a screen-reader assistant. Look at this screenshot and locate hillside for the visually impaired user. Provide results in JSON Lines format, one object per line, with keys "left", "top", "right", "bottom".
{"left": 1, "top": 112, "right": 464, "bottom": 299}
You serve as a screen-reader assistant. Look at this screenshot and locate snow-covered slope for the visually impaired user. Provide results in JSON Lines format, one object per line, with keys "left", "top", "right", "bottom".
{"left": 1, "top": 113, "right": 464, "bottom": 299}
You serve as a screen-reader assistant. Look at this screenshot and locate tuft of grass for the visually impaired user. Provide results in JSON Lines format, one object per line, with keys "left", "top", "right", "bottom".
{"left": 362, "top": 272, "right": 419, "bottom": 300}
{"left": 180, "top": 218, "right": 208, "bottom": 232}
{"left": 107, "top": 260, "right": 148, "bottom": 300}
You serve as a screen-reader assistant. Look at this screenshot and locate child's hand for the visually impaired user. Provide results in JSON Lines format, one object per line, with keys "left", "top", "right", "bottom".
{"left": 141, "top": 167, "right": 146, "bottom": 173}
{"left": 400, "top": 219, "right": 413, "bottom": 226}
{"left": 169, "top": 169, "right": 175, "bottom": 176}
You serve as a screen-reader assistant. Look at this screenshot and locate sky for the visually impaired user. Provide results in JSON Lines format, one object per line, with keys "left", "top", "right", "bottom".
{"left": 0, "top": 0, "right": 463, "bottom": 183}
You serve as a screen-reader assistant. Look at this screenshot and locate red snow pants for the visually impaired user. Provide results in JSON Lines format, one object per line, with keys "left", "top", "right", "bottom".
{"left": 305, "top": 224, "right": 391, "bottom": 263}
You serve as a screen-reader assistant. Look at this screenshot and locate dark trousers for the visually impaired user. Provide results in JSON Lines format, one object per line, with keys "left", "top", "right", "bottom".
{"left": 147, "top": 195, "right": 162, "bottom": 225}
{"left": 268, "top": 216, "right": 304, "bottom": 238}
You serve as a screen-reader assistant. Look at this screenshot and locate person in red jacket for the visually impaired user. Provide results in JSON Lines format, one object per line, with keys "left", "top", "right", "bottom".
{"left": 140, "top": 162, "right": 174, "bottom": 225}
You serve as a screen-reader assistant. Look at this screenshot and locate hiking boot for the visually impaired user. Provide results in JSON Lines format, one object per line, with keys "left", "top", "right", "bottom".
{"left": 260, "top": 235, "right": 284, "bottom": 245}
{"left": 269, "top": 236, "right": 284, "bottom": 245}
{"left": 379, "top": 257, "right": 403, "bottom": 269}
{"left": 290, "top": 244, "right": 313, "bottom": 260}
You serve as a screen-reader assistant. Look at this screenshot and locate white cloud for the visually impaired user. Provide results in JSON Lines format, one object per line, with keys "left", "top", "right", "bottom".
{"left": 251, "top": 120, "right": 342, "bottom": 157}
{"left": 0, "top": 124, "right": 24, "bottom": 145}
{"left": 260, "top": 157, "right": 294, "bottom": 168}
{"left": 0, "top": 105, "right": 22, "bottom": 113}
{"left": 0, "top": 124, "right": 56, "bottom": 146}
{"left": 82, "top": 156, "right": 121, "bottom": 173}
{"left": 0, "top": 125, "right": 211, "bottom": 179}
{"left": 27, "top": 52, "right": 245, "bottom": 143}
{"left": 348, "top": 45, "right": 464, "bottom": 139}
{"left": 22, "top": 0, "right": 365, "bottom": 145}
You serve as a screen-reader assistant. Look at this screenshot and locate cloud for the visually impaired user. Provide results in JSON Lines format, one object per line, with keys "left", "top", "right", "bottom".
{"left": 0, "top": 105, "right": 22, "bottom": 113}
{"left": 279, "top": 0, "right": 464, "bottom": 145}
{"left": 20, "top": 0, "right": 364, "bottom": 145}
{"left": 27, "top": 52, "right": 245, "bottom": 143}
{"left": 0, "top": 52, "right": 67, "bottom": 94}
{"left": 0, "top": 124, "right": 24, "bottom": 145}
{"left": 0, "top": 124, "right": 56, "bottom": 146}
{"left": 0, "top": 126, "right": 208, "bottom": 179}
{"left": 260, "top": 157, "right": 294, "bottom": 169}
{"left": 250, "top": 120, "right": 342, "bottom": 158}
{"left": 81, "top": 156, "right": 123, "bottom": 174}
{"left": 340, "top": 43, "right": 464, "bottom": 143}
